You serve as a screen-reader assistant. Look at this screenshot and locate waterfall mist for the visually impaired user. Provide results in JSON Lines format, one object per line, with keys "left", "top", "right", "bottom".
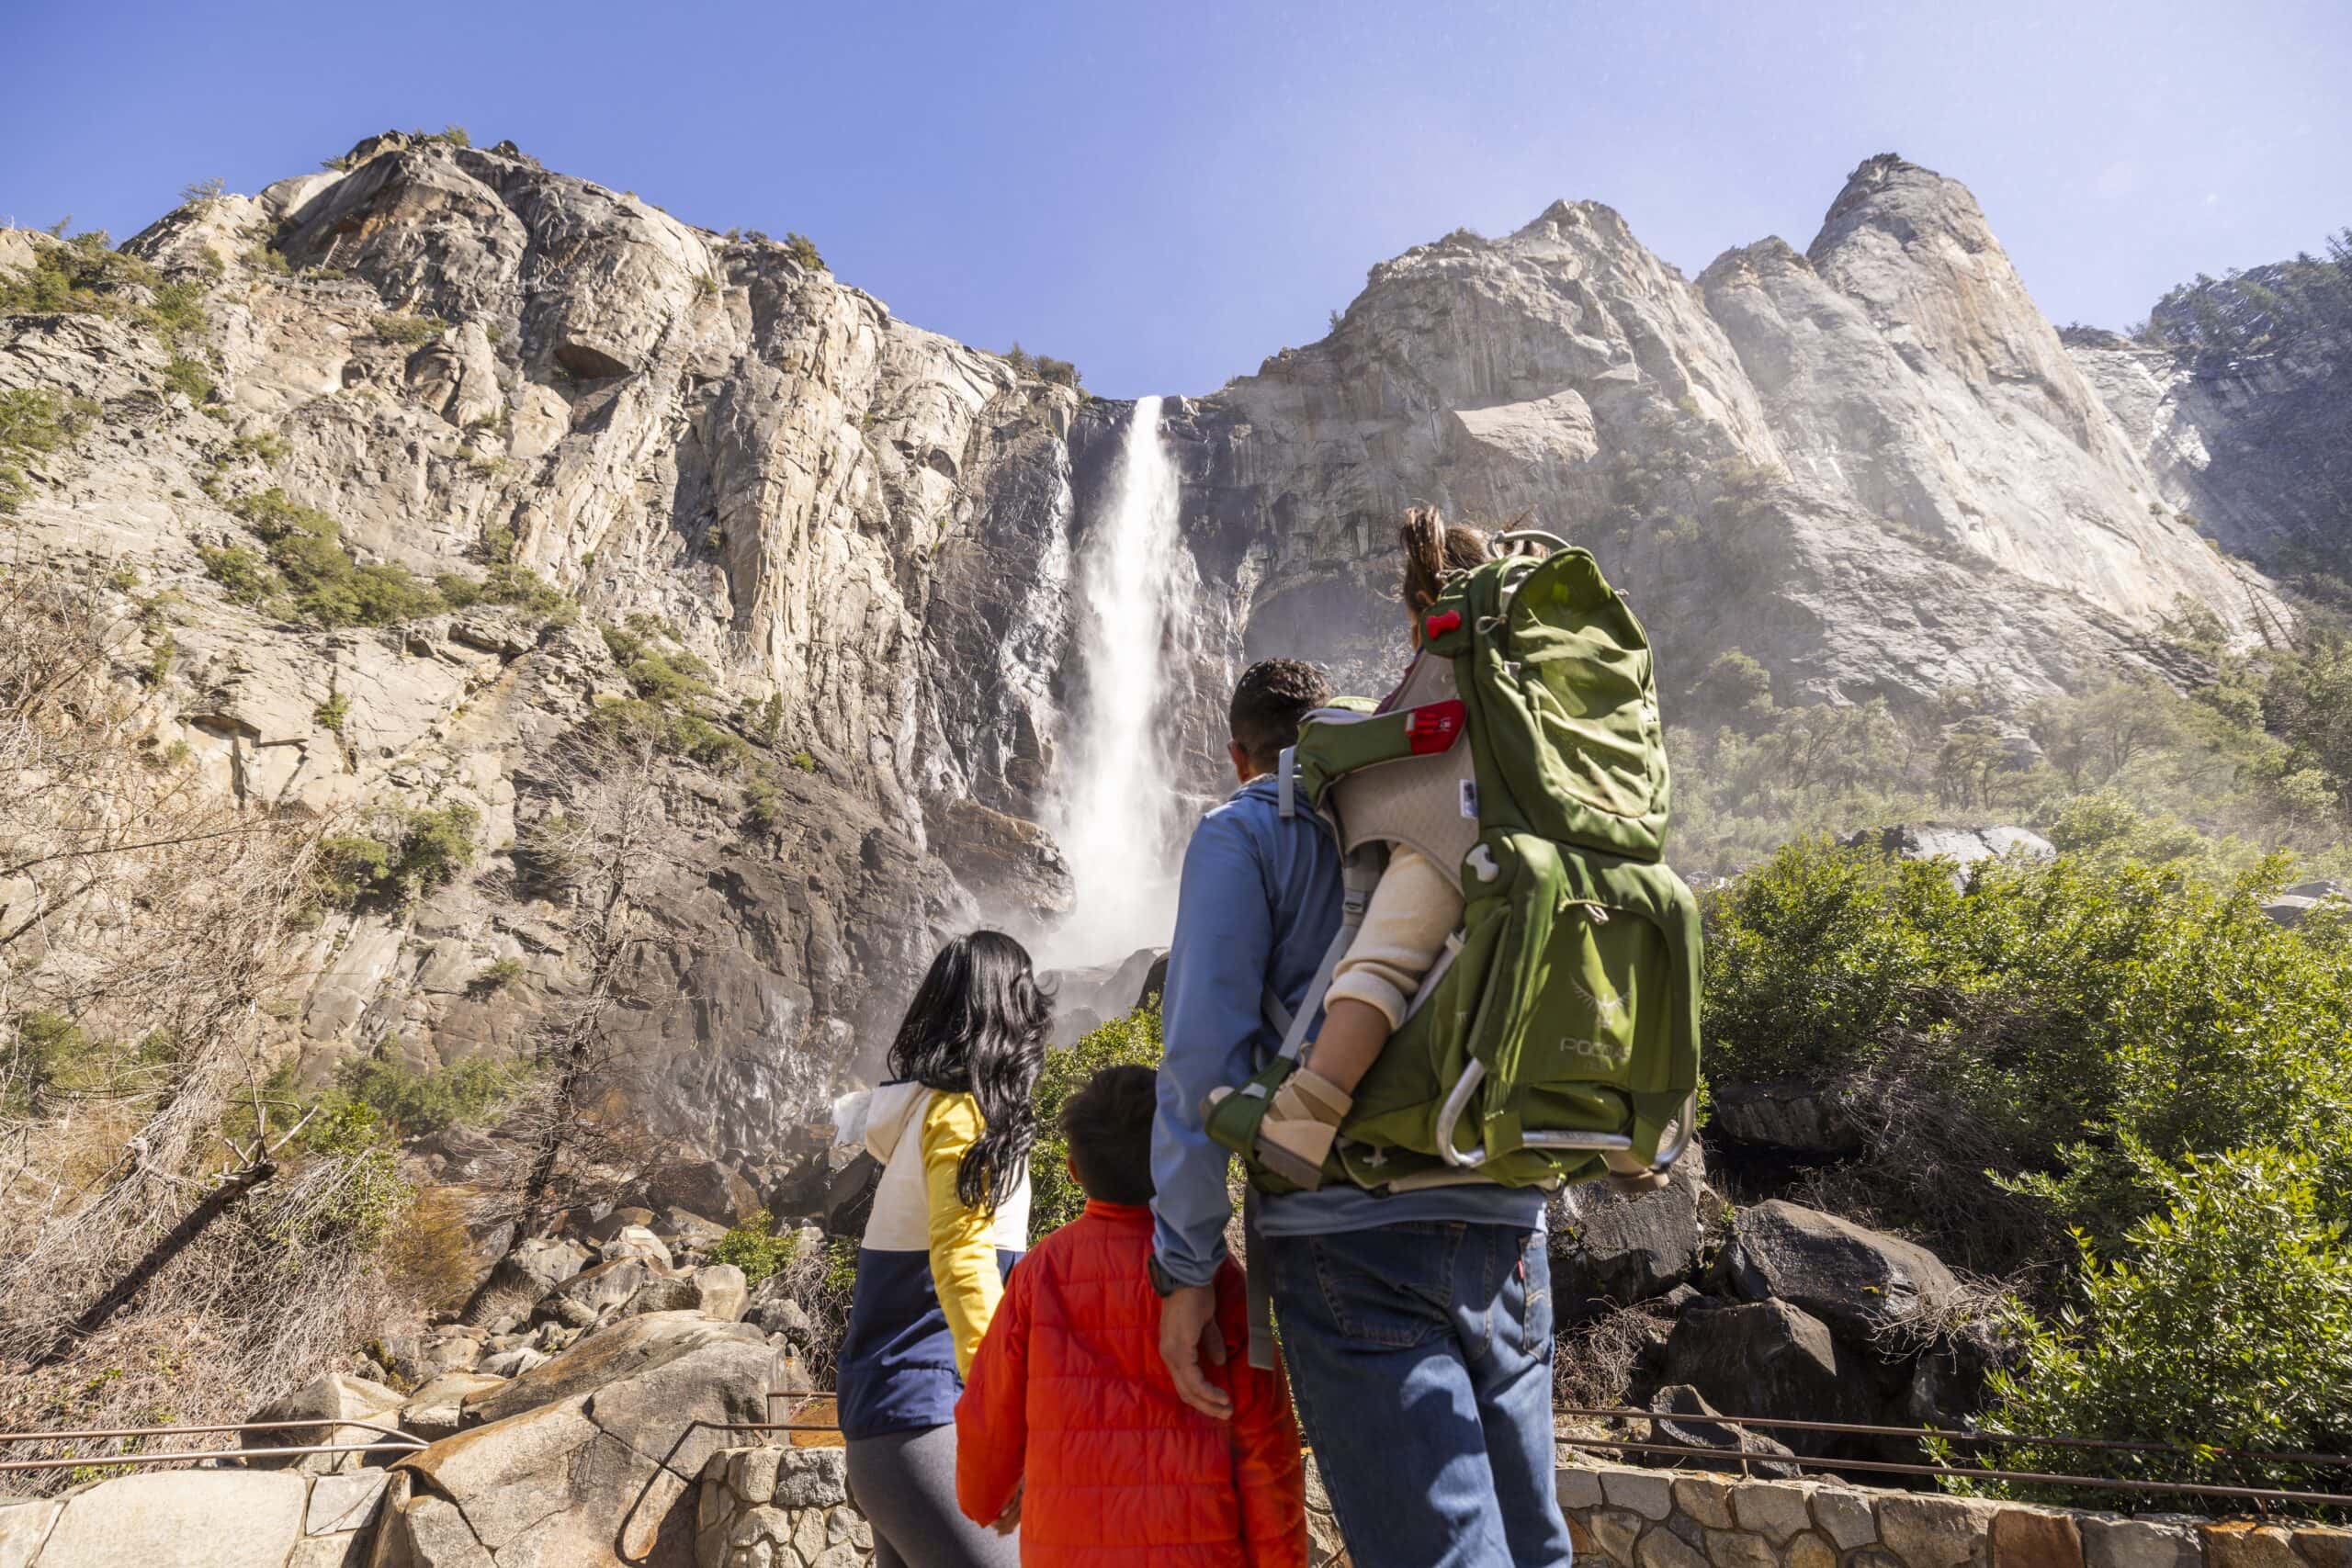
{"left": 1042, "top": 396, "right": 1197, "bottom": 968}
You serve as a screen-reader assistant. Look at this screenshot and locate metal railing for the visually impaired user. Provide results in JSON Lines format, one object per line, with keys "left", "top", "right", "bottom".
{"left": 0, "top": 1418, "right": 428, "bottom": 1475}
{"left": 1552, "top": 1406, "right": 2352, "bottom": 1511}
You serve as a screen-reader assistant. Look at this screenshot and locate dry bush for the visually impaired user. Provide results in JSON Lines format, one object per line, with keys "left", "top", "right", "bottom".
{"left": 468, "top": 721, "right": 670, "bottom": 1250}
{"left": 1553, "top": 1297, "right": 1678, "bottom": 1425}
{"left": 0, "top": 562, "right": 435, "bottom": 1484}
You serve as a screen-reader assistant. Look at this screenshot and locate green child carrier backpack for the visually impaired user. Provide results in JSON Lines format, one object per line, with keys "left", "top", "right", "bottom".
{"left": 1207, "top": 532, "right": 1702, "bottom": 1206}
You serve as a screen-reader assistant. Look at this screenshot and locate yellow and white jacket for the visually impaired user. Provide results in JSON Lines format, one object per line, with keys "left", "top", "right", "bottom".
{"left": 835, "top": 1080, "right": 1029, "bottom": 1438}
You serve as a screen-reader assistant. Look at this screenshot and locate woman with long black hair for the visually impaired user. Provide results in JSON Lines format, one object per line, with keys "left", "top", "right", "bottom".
{"left": 838, "top": 930, "right": 1049, "bottom": 1568}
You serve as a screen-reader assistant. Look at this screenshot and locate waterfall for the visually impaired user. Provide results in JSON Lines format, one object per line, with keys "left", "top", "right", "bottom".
{"left": 1045, "top": 396, "right": 1195, "bottom": 967}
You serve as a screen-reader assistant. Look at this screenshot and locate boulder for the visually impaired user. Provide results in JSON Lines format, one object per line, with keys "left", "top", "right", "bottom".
{"left": 1906, "top": 1316, "right": 2017, "bottom": 1429}
{"left": 583, "top": 1206, "right": 658, "bottom": 1244}
{"left": 600, "top": 1224, "right": 674, "bottom": 1269}
{"left": 654, "top": 1206, "right": 729, "bottom": 1251}
{"left": 821, "top": 1153, "right": 883, "bottom": 1240}
{"left": 1548, "top": 1143, "right": 1713, "bottom": 1316}
{"left": 693, "top": 1264, "right": 751, "bottom": 1323}
{"left": 621, "top": 1273, "right": 703, "bottom": 1317}
{"left": 765, "top": 1158, "right": 834, "bottom": 1224}
{"left": 1644, "top": 1383, "right": 1803, "bottom": 1479}
{"left": 2262, "top": 878, "right": 2349, "bottom": 929}
{"left": 1846, "top": 824, "right": 2055, "bottom": 874}
{"left": 1708, "top": 1079, "right": 1864, "bottom": 1155}
{"left": 240, "top": 1372, "right": 406, "bottom": 1473}
{"left": 399, "top": 1370, "right": 508, "bottom": 1443}
{"left": 1663, "top": 1299, "right": 1883, "bottom": 1454}
{"left": 1715, "top": 1200, "right": 1961, "bottom": 1340}
{"left": 458, "top": 1235, "right": 591, "bottom": 1332}
{"left": 746, "top": 1281, "right": 814, "bottom": 1347}
{"left": 36, "top": 1470, "right": 309, "bottom": 1567}
{"left": 379, "top": 1311, "right": 779, "bottom": 1566}
{"left": 534, "top": 1257, "right": 658, "bottom": 1330}
{"left": 641, "top": 1159, "right": 763, "bottom": 1225}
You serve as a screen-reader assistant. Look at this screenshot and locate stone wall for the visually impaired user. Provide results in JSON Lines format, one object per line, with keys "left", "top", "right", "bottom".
{"left": 689, "top": 1450, "right": 2352, "bottom": 1568}
{"left": 0, "top": 1465, "right": 387, "bottom": 1566}
{"left": 690, "top": 1445, "right": 1352, "bottom": 1568}
{"left": 1555, "top": 1459, "right": 2352, "bottom": 1568}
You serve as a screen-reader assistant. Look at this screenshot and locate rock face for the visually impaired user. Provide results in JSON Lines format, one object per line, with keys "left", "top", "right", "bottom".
{"left": 1182, "top": 154, "right": 2276, "bottom": 713}
{"left": 2068, "top": 273, "right": 2351, "bottom": 583}
{"left": 0, "top": 138, "right": 2296, "bottom": 1170}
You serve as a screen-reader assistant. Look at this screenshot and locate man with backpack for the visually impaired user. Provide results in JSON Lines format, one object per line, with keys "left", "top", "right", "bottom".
{"left": 1146, "top": 657, "right": 1574, "bottom": 1568}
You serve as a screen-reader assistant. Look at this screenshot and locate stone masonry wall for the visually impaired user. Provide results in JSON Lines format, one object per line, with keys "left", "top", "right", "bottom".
{"left": 1555, "top": 1459, "right": 2351, "bottom": 1568}
{"left": 693, "top": 1450, "right": 2352, "bottom": 1568}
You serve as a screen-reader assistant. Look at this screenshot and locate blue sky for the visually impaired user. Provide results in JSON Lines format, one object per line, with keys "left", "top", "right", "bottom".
{"left": 4, "top": 0, "right": 2346, "bottom": 397}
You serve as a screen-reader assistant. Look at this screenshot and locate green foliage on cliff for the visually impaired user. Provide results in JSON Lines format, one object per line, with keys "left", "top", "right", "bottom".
{"left": 329, "top": 1052, "right": 527, "bottom": 1140}
{"left": 0, "top": 388, "right": 96, "bottom": 518}
{"left": 316, "top": 802, "right": 481, "bottom": 908}
{"left": 1028, "top": 1001, "right": 1163, "bottom": 1240}
{"left": 2140, "top": 231, "right": 2352, "bottom": 363}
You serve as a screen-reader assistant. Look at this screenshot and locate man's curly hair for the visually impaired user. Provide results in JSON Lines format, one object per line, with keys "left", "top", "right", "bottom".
{"left": 1228, "top": 658, "right": 1332, "bottom": 773}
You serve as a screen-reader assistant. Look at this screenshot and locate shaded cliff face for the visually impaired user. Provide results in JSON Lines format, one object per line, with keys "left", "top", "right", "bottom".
{"left": 1186, "top": 155, "right": 2273, "bottom": 709}
{"left": 2069, "top": 268, "right": 2352, "bottom": 590}
{"left": 0, "top": 140, "right": 2299, "bottom": 1167}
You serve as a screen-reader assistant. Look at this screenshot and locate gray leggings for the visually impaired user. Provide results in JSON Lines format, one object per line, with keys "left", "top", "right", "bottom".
{"left": 843, "top": 1424, "right": 1020, "bottom": 1568}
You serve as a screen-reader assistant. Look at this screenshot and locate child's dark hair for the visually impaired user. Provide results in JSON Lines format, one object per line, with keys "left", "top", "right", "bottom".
{"left": 1398, "top": 505, "right": 1495, "bottom": 612}
{"left": 1228, "top": 658, "right": 1332, "bottom": 773}
{"left": 1058, "top": 1064, "right": 1159, "bottom": 1206}
{"left": 886, "top": 930, "right": 1051, "bottom": 1213}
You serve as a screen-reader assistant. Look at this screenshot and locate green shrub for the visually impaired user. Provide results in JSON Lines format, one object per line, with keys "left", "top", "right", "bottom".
{"left": 333, "top": 1052, "right": 528, "bottom": 1139}
{"left": 161, "top": 354, "right": 214, "bottom": 402}
{"left": 229, "top": 488, "right": 446, "bottom": 627}
{"left": 315, "top": 802, "right": 481, "bottom": 908}
{"left": 586, "top": 615, "right": 747, "bottom": 770}
{"left": 199, "top": 543, "right": 281, "bottom": 604}
{"left": 708, "top": 1209, "right": 800, "bottom": 1287}
{"left": 1704, "top": 839, "right": 2352, "bottom": 1260}
{"left": 372, "top": 312, "right": 450, "bottom": 346}
{"left": 1028, "top": 1001, "right": 1163, "bottom": 1239}
{"left": 0, "top": 231, "right": 155, "bottom": 318}
{"left": 141, "top": 280, "right": 210, "bottom": 345}
{"left": 785, "top": 232, "right": 823, "bottom": 272}
{"left": 1958, "top": 1146, "right": 2352, "bottom": 1509}
{"left": 472, "top": 956, "right": 524, "bottom": 992}
{"left": 228, "top": 430, "right": 289, "bottom": 466}
{"left": 0, "top": 388, "right": 95, "bottom": 517}
{"left": 313, "top": 692, "right": 349, "bottom": 732}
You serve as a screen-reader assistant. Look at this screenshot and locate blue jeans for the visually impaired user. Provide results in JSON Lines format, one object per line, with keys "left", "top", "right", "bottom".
{"left": 1267, "top": 1222, "right": 1571, "bottom": 1568}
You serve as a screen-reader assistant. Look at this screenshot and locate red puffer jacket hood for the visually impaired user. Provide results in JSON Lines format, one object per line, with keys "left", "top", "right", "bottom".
{"left": 955, "top": 1201, "right": 1306, "bottom": 1568}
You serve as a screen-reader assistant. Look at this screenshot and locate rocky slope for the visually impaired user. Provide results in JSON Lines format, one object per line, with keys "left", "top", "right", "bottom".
{"left": 0, "top": 138, "right": 2299, "bottom": 1174}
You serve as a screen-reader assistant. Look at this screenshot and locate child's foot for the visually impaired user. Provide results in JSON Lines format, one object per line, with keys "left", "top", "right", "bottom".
{"left": 1251, "top": 1067, "right": 1352, "bottom": 1190}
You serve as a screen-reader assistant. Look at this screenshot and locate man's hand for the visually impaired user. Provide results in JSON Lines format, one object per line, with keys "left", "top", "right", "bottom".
{"left": 990, "top": 1481, "right": 1022, "bottom": 1536}
{"left": 1157, "top": 1280, "right": 1232, "bottom": 1420}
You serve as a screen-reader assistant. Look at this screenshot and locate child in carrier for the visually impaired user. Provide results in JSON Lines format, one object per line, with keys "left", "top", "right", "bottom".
{"left": 1234, "top": 507, "right": 1669, "bottom": 1194}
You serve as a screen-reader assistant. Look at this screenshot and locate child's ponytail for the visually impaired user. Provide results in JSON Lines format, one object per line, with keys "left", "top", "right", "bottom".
{"left": 1397, "top": 505, "right": 1497, "bottom": 612}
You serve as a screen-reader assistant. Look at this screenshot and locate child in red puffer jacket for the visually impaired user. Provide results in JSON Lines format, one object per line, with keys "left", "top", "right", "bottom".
{"left": 955, "top": 1064, "right": 1306, "bottom": 1568}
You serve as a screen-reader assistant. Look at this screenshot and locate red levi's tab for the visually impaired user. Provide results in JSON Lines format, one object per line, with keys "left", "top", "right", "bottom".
{"left": 1425, "top": 609, "right": 1464, "bottom": 637}
{"left": 1405, "top": 699, "right": 1467, "bottom": 753}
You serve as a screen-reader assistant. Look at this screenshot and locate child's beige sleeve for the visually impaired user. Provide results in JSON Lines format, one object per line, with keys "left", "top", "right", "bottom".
{"left": 1323, "top": 847, "right": 1464, "bottom": 1029}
